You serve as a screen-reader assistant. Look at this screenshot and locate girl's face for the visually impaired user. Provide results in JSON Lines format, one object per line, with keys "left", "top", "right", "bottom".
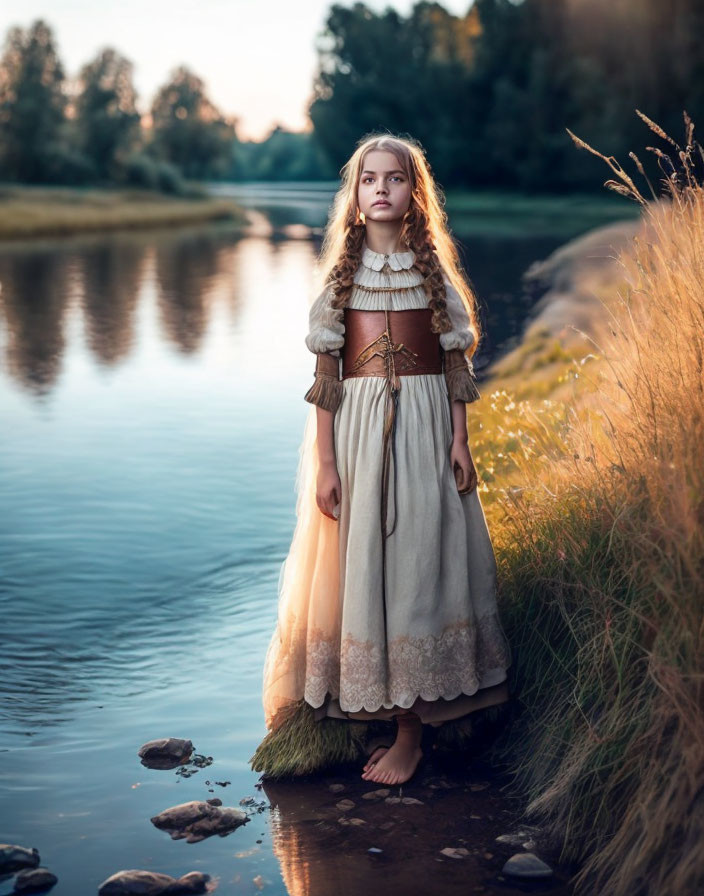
{"left": 357, "top": 149, "right": 412, "bottom": 224}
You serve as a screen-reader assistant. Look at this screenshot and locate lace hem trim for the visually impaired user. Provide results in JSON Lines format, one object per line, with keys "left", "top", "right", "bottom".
{"left": 277, "top": 612, "right": 512, "bottom": 715}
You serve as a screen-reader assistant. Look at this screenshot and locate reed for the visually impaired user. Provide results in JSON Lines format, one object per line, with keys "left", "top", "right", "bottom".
{"left": 487, "top": 111, "right": 704, "bottom": 896}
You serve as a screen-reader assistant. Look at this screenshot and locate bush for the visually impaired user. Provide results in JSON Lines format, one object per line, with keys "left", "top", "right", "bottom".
{"left": 121, "top": 151, "right": 187, "bottom": 195}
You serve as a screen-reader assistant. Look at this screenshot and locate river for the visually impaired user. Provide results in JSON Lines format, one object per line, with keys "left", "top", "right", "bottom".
{"left": 0, "top": 183, "right": 607, "bottom": 894}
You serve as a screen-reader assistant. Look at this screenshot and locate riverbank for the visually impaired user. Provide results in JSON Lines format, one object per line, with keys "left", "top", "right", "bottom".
{"left": 475, "top": 171, "right": 703, "bottom": 896}
{"left": 0, "top": 184, "right": 248, "bottom": 240}
{"left": 481, "top": 216, "right": 642, "bottom": 401}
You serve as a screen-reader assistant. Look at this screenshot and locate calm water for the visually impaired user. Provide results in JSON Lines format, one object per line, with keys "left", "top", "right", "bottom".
{"left": 0, "top": 186, "right": 587, "bottom": 894}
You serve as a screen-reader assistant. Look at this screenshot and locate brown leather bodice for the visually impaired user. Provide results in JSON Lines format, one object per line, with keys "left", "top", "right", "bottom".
{"left": 341, "top": 308, "right": 442, "bottom": 379}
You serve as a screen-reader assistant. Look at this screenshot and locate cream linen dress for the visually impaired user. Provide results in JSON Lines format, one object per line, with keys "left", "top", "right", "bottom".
{"left": 262, "top": 242, "right": 512, "bottom": 731}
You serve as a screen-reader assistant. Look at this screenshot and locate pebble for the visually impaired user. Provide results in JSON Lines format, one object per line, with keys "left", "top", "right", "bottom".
{"left": 335, "top": 799, "right": 356, "bottom": 811}
{"left": 361, "top": 788, "right": 390, "bottom": 799}
{"left": 150, "top": 800, "right": 248, "bottom": 843}
{"left": 495, "top": 833, "right": 525, "bottom": 846}
{"left": 440, "top": 847, "right": 470, "bottom": 859}
{"left": 328, "top": 783, "right": 346, "bottom": 793}
{"left": 137, "top": 738, "right": 193, "bottom": 769}
{"left": 0, "top": 845, "right": 40, "bottom": 874}
{"left": 13, "top": 867, "right": 58, "bottom": 892}
{"left": 501, "top": 852, "right": 554, "bottom": 878}
{"left": 367, "top": 847, "right": 383, "bottom": 855}
{"left": 98, "top": 870, "right": 210, "bottom": 895}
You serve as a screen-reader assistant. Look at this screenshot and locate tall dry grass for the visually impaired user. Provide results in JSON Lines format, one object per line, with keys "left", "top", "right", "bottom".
{"left": 487, "top": 111, "right": 704, "bottom": 895}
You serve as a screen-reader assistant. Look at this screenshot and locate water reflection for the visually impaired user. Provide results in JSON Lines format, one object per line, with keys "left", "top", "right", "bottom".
{"left": 261, "top": 759, "right": 575, "bottom": 895}
{"left": 1, "top": 249, "right": 72, "bottom": 391}
{"left": 82, "top": 241, "right": 144, "bottom": 365}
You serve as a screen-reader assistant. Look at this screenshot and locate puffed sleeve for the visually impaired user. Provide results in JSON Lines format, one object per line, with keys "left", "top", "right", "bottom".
{"left": 303, "top": 284, "right": 345, "bottom": 413}
{"left": 440, "top": 275, "right": 481, "bottom": 403}
{"left": 304, "top": 284, "right": 345, "bottom": 357}
{"left": 439, "top": 275, "right": 476, "bottom": 352}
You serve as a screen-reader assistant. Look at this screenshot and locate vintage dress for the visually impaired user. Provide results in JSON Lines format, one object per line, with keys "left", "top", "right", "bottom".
{"left": 261, "top": 243, "right": 512, "bottom": 731}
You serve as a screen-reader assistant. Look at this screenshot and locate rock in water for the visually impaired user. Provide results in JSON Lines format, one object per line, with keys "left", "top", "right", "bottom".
{"left": 98, "top": 870, "right": 209, "bottom": 895}
{"left": 13, "top": 867, "right": 58, "bottom": 892}
{"left": 502, "top": 852, "right": 553, "bottom": 878}
{"left": 150, "top": 800, "right": 248, "bottom": 843}
{"left": 137, "top": 738, "right": 193, "bottom": 769}
{"left": 0, "top": 844, "right": 40, "bottom": 873}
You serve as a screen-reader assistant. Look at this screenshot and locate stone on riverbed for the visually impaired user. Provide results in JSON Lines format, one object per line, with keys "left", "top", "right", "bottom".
{"left": 0, "top": 844, "right": 40, "bottom": 873}
{"left": 138, "top": 738, "right": 193, "bottom": 769}
{"left": 150, "top": 800, "right": 248, "bottom": 843}
{"left": 502, "top": 852, "right": 553, "bottom": 878}
{"left": 13, "top": 867, "right": 58, "bottom": 892}
{"left": 98, "top": 870, "right": 210, "bottom": 895}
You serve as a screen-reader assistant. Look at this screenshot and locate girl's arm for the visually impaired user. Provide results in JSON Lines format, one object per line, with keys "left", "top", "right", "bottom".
{"left": 315, "top": 406, "right": 341, "bottom": 520}
{"left": 451, "top": 399, "right": 469, "bottom": 444}
{"left": 449, "top": 399, "right": 478, "bottom": 495}
{"left": 302, "top": 284, "right": 345, "bottom": 519}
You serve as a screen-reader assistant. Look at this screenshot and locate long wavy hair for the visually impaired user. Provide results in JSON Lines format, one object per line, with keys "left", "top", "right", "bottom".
{"left": 313, "top": 132, "right": 481, "bottom": 358}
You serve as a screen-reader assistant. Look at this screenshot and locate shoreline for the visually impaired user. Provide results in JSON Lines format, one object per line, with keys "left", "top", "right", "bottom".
{"left": 482, "top": 214, "right": 643, "bottom": 403}
{"left": 0, "top": 184, "right": 248, "bottom": 241}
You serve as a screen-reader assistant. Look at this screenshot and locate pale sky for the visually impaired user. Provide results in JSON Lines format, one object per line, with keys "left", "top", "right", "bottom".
{"left": 1, "top": 0, "right": 475, "bottom": 141}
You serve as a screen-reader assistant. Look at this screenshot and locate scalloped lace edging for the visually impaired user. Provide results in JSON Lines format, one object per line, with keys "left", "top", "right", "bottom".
{"left": 300, "top": 612, "right": 512, "bottom": 713}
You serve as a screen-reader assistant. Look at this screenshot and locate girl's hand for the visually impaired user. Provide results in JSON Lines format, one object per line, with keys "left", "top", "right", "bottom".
{"left": 316, "top": 460, "right": 341, "bottom": 520}
{"left": 450, "top": 438, "right": 477, "bottom": 495}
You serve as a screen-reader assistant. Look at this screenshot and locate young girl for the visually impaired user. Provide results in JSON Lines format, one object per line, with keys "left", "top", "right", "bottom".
{"left": 259, "top": 133, "right": 512, "bottom": 786}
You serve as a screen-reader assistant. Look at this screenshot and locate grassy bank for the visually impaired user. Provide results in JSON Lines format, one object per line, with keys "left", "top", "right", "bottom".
{"left": 0, "top": 184, "right": 248, "bottom": 239}
{"left": 474, "top": 115, "right": 703, "bottom": 895}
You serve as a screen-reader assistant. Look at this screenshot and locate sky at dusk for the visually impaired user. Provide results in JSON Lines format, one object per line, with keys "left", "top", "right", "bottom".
{"left": 0, "top": 0, "right": 475, "bottom": 141}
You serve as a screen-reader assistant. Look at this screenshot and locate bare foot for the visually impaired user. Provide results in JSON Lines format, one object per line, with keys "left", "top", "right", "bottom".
{"left": 361, "top": 712, "right": 423, "bottom": 785}
{"left": 362, "top": 746, "right": 389, "bottom": 775}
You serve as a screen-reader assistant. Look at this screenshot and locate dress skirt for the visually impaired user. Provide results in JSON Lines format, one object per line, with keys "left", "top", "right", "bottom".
{"left": 262, "top": 370, "right": 512, "bottom": 733}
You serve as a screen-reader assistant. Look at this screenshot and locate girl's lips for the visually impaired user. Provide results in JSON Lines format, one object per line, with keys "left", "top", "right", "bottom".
{"left": 373, "top": 201, "right": 391, "bottom": 206}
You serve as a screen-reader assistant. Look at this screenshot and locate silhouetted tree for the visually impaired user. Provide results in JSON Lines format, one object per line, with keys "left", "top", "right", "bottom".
{"left": 0, "top": 19, "right": 67, "bottom": 182}
{"left": 149, "top": 66, "right": 235, "bottom": 179}
{"left": 73, "top": 47, "right": 141, "bottom": 181}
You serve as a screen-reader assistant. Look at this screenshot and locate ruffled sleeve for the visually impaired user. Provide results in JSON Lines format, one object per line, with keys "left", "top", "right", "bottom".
{"left": 303, "top": 285, "right": 345, "bottom": 413}
{"left": 304, "top": 284, "right": 345, "bottom": 357}
{"left": 440, "top": 275, "right": 481, "bottom": 403}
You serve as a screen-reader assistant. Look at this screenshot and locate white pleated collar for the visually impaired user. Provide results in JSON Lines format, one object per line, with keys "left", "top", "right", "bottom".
{"left": 361, "top": 240, "right": 416, "bottom": 271}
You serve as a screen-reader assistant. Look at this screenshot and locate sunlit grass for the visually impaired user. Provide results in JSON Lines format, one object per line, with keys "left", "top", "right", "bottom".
{"left": 479, "top": 111, "right": 704, "bottom": 896}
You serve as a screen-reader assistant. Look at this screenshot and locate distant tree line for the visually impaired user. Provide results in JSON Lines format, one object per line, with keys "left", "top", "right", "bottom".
{"left": 1, "top": 1, "right": 702, "bottom": 192}
{"left": 0, "top": 20, "right": 242, "bottom": 192}
{"left": 0, "top": 18, "right": 336, "bottom": 190}
{"left": 310, "top": 0, "right": 704, "bottom": 191}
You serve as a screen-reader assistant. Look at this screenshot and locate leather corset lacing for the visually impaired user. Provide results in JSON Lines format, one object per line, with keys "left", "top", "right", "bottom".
{"left": 341, "top": 305, "right": 443, "bottom": 654}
